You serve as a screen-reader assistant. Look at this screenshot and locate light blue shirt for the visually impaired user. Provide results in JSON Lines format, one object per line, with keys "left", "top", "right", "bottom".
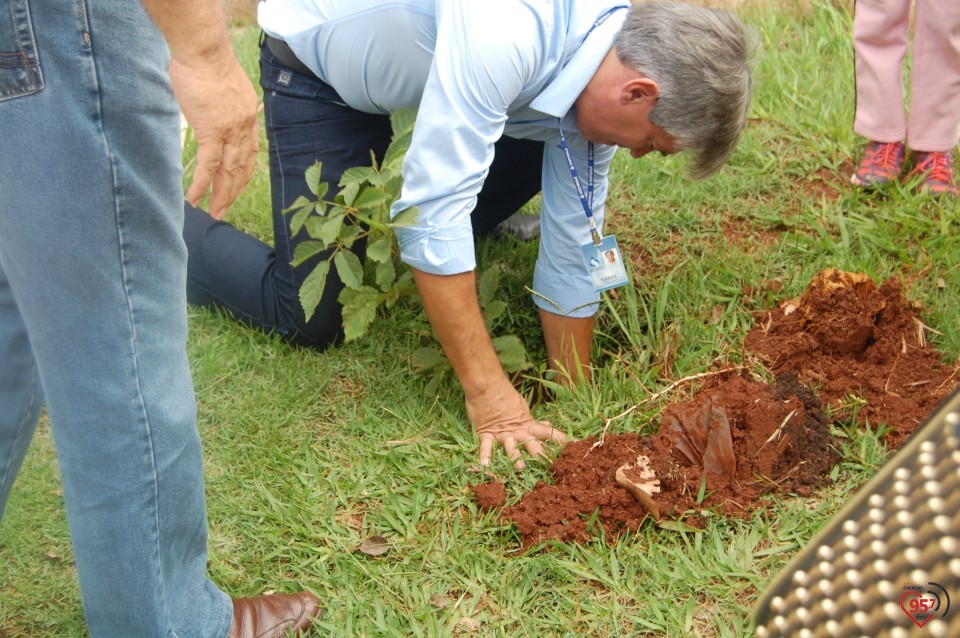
{"left": 259, "top": 0, "right": 629, "bottom": 317}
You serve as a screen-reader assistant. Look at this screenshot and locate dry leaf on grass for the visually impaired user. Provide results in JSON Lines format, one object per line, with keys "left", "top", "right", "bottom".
{"left": 355, "top": 535, "right": 390, "bottom": 557}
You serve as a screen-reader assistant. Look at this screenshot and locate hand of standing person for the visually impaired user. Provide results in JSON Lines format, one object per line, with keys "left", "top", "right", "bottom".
{"left": 170, "top": 52, "right": 260, "bottom": 219}
{"left": 141, "top": 0, "right": 261, "bottom": 219}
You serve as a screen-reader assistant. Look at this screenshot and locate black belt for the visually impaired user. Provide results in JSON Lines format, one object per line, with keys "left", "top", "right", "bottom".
{"left": 263, "top": 34, "right": 319, "bottom": 81}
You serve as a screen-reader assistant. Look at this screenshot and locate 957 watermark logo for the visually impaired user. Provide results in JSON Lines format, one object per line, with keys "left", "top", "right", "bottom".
{"left": 900, "top": 582, "right": 951, "bottom": 628}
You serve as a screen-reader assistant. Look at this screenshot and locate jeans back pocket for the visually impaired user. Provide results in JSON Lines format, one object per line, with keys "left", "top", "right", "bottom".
{"left": 0, "top": 0, "right": 43, "bottom": 102}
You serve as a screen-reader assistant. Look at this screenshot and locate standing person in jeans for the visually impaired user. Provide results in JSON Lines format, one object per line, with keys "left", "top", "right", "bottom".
{"left": 0, "top": 0, "right": 320, "bottom": 635}
{"left": 850, "top": 0, "right": 959, "bottom": 196}
{"left": 183, "top": 0, "right": 754, "bottom": 469}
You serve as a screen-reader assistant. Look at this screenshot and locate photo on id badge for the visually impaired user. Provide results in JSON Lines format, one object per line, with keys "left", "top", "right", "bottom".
{"left": 581, "top": 235, "right": 629, "bottom": 292}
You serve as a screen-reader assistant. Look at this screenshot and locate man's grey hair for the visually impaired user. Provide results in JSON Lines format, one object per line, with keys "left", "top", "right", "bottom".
{"left": 615, "top": 1, "right": 755, "bottom": 179}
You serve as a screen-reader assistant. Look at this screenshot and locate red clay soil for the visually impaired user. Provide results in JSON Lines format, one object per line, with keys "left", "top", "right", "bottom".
{"left": 473, "top": 269, "right": 960, "bottom": 549}
{"left": 744, "top": 269, "right": 959, "bottom": 447}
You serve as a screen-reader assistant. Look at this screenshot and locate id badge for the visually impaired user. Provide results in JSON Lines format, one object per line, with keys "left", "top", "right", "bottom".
{"left": 580, "top": 234, "right": 629, "bottom": 292}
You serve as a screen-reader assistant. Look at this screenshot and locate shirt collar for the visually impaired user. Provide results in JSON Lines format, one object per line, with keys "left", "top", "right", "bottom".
{"left": 529, "top": 6, "right": 628, "bottom": 120}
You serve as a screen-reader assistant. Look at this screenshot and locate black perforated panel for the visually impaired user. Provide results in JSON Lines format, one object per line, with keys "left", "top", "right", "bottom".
{"left": 752, "top": 386, "right": 960, "bottom": 637}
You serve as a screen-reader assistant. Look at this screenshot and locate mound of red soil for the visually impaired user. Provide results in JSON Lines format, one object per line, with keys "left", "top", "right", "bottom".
{"left": 496, "top": 372, "right": 834, "bottom": 548}
{"left": 744, "top": 269, "right": 959, "bottom": 446}
{"left": 475, "top": 270, "right": 959, "bottom": 548}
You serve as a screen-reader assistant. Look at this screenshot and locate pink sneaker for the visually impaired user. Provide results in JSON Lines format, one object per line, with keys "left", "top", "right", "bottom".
{"left": 905, "top": 151, "right": 958, "bottom": 197}
{"left": 851, "top": 141, "right": 905, "bottom": 188}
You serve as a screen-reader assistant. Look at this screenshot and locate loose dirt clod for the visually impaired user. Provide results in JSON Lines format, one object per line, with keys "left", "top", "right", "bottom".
{"left": 469, "top": 481, "right": 506, "bottom": 509}
{"left": 792, "top": 268, "right": 885, "bottom": 354}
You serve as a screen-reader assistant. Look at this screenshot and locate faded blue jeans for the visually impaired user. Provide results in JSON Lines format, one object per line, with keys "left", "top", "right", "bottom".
{"left": 0, "top": 0, "right": 232, "bottom": 636}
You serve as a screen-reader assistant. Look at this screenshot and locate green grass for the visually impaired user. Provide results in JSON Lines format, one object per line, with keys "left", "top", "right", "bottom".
{"left": 2, "top": 3, "right": 958, "bottom": 636}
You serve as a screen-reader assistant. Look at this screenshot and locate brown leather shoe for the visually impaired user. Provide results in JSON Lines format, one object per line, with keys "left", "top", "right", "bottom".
{"left": 227, "top": 591, "right": 321, "bottom": 638}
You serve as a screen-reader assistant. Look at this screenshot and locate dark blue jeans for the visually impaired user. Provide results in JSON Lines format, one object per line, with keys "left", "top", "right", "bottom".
{"left": 184, "top": 40, "right": 544, "bottom": 348}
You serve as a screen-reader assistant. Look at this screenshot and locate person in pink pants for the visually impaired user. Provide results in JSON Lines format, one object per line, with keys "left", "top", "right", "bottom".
{"left": 850, "top": 0, "right": 960, "bottom": 197}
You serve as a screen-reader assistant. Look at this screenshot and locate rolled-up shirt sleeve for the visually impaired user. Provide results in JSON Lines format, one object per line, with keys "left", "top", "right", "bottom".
{"left": 391, "top": 0, "right": 544, "bottom": 275}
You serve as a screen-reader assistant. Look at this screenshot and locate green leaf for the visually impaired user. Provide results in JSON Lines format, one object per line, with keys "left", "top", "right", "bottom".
{"left": 482, "top": 300, "right": 507, "bottom": 331}
{"left": 353, "top": 186, "right": 392, "bottom": 212}
{"left": 696, "top": 472, "right": 709, "bottom": 505}
{"left": 317, "top": 212, "right": 345, "bottom": 246}
{"left": 383, "top": 269, "right": 415, "bottom": 307}
{"left": 411, "top": 347, "right": 447, "bottom": 373}
{"left": 375, "top": 259, "right": 396, "bottom": 292}
{"left": 366, "top": 169, "right": 395, "bottom": 188}
{"left": 491, "top": 335, "right": 532, "bottom": 373}
{"left": 424, "top": 369, "right": 447, "bottom": 397}
{"left": 339, "top": 223, "right": 362, "bottom": 248}
{"left": 334, "top": 250, "right": 364, "bottom": 290}
{"left": 390, "top": 108, "right": 417, "bottom": 137}
{"left": 366, "top": 149, "right": 380, "bottom": 172}
{"left": 283, "top": 194, "right": 313, "bottom": 214}
{"left": 478, "top": 266, "right": 500, "bottom": 307}
{"left": 339, "top": 166, "right": 378, "bottom": 188}
{"left": 389, "top": 206, "right": 420, "bottom": 228}
{"left": 339, "top": 182, "right": 360, "bottom": 206}
{"left": 396, "top": 270, "right": 414, "bottom": 287}
{"left": 291, "top": 240, "right": 330, "bottom": 267}
{"left": 383, "top": 174, "right": 404, "bottom": 197}
{"left": 339, "top": 285, "right": 380, "bottom": 342}
{"left": 286, "top": 196, "right": 316, "bottom": 237}
{"left": 314, "top": 181, "right": 329, "bottom": 203}
{"left": 299, "top": 260, "right": 330, "bottom": 322}
{"left": 304, "top": 161, "right": 326, "bottom": 198}
{"left": 383, "top": 110, "right": 415, "bottom": 168}
{"left": 328, "top": 204, "right": 350, "bottom": 219}
{"left": 384, "top": 130, "right": 413, "bottom": 169}
{"left": 367, "top": 235, "right": 392, "bottom": 263}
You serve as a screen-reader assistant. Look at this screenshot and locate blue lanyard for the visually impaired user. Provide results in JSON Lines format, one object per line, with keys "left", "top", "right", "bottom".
{"left": 555, "top": 6, "right": 626, "bottom": 246}
{"left": 590, "top": 6, "right": 626, "bottom": 33}
{"left": 558, "top": 124, "right": 601, "bottom": 245}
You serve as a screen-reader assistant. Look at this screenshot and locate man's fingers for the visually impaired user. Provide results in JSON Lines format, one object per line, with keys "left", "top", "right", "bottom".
{"left": 208, "top": 141, "right": 242, "bottom": 214}
{"left": 521, "top": 438, "right": 546, "bottom": 460}
{"left": 188, "top": 125, "right": 259, "bottom": 219}
{"left": 470, "top": 388, "right": 568, "bottom": 468}
{"left": 185, "top": 145, "right": 217, "bottom": 209}
{"left": 171, "top": 53, "right": 260, "bottom": 218}
{"left": 501, "top": 437, "right": 526, "bottom": 470}
{"left": 478, "top": 435, "right": 495, "bottom": 466}
{"left": 210, "top": 124, "right": 259, "bottom": 215}
{"left": 531, "top": 421, "right": 568, "bottom": 444}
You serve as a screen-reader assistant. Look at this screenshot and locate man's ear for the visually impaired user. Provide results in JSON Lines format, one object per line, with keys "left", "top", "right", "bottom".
{"left": 620, "top": 77, "right": 659, "bottom": 105}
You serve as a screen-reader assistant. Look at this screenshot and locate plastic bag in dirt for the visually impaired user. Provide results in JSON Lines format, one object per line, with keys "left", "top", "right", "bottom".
{"left": 661, "top": 395, "right": 737, "bottom": 477}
